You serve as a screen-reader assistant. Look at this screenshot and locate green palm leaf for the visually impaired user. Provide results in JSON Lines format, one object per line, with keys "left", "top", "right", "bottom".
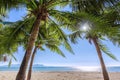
{"left": 98, "top": 40, "right": 118, "bottom": 60}
{"left": 46, "top": 44, "right": 65, "bottom": 57}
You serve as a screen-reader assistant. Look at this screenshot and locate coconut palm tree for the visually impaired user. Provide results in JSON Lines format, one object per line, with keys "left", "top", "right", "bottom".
{"left": 26, "top": 23, "right": 70, "bottom": 80}
{"left": 0, "top": 0, "right": 74, "bottom": 80}
{"left": 12, "top": 1, "right": 77, "bottom": 80}
{"left": 0, "top": 18, "right": 72, "bottom": 80}
{"left": 1, "top": 1, "right": 119, "bottom": 80}
{"left": 9, "top": 18, "right": 73, "bottom": 80}
{"left": 0, "top": 16, "right": 73, "bottom": 80}
{"left": 68, "top": 11, "right": 120, "bottom": 80}
{"left": 69, "top": 1, "right": 120, "bottom": 80}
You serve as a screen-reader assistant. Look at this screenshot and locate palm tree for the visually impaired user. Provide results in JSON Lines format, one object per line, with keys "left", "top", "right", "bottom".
{"left": 0, "top": 1, "right": 74, "bottom": 79}
{"left": 69, "top": 11, "right": 119, "bottom": 80}
{"left": 1, "top": 1, "right": 119, "bottom": 80}
{"left": 26, "top": 26, "right": 69, "bottom": 80}
{"left": 13, "top": 1, "right": 77, "bottom": 80}
{"left": 69, "top": 1, "right": 120, "bottom": 80}
{"left": 14, "top": 19, "right": 73, "bottom": 80}
{"left": 0, "top": 15, "right": 73, "bottom": 80}
{"left": 27, "top": 45, "right": 39, "bottom": 80}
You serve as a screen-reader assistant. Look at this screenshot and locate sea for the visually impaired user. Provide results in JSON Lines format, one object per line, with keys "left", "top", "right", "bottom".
{"left": 0, "top": 64, "right": 120, "bottom": 72}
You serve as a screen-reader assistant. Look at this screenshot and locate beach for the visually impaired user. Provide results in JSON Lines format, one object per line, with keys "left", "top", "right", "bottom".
{"left": 0, "top": 71, "right": 120, "bottom": 80}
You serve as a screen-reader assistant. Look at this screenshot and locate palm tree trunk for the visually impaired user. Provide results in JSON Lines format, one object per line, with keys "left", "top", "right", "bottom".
{"left": 92, "top": 37, "right": 109, "bottom": 80}
{"left": 16, "top": 14, "right": 42, "bottom": 80}
{"left": 27, "top": 46, "right": 38, "bottom": 80}
{"left": 27, "top": 44, "right": 41, "bottom": 80}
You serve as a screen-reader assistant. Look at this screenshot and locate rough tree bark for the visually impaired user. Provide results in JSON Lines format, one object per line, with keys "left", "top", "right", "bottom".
{"left": 27, "top": 44, "right": 41, "bottom": 80}
{"left": 92, "top": 37, "right": 109, "bottom": 80}
{"left": 16, "top": 13, "right": 42, "bottom": 80}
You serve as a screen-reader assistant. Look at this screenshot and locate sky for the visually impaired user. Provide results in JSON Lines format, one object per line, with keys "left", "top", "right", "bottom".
{"left": 1, "top": 6, "right": 120, "bottom": 67}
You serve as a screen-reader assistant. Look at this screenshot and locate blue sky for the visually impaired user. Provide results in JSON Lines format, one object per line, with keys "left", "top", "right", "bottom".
{"left": 2, "top": 7, "right": 120, "bottom": 67}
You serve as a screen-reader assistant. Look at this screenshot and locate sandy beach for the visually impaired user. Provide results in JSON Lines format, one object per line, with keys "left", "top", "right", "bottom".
{"left": 0, "top": 71, "right": 120, "bottom": 80}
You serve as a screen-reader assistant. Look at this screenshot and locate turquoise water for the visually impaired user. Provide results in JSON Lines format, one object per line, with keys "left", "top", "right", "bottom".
{"left": 0, "top": 66, "right": 77, "bottom": 71}
{"left": 0, "top": 64, "right": 120, "bottom": 72}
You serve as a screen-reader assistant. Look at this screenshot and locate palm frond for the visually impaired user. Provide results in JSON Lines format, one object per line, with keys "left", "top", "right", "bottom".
{"left": 46, "top": 44, "right": 65, "bottom": 57}
{"left": 98, "top": 40, "right": 118, "bottom": 60}
{"left": 69, "top": 30, "right": 82, "bottom": 43}
{"left": 47, "top": 0, "right": 70, "bottom": 9}
{"left": 48, "top": 18, "right": 67, "bottom": 41}
{"left": 70, "top": 0, "right": 119, "bottom": 13}
{"left": 49, "top": 10, "right": 76, "bottom": 30}
{"left": 0, "top": 0, "right": 24, "bottom": 16}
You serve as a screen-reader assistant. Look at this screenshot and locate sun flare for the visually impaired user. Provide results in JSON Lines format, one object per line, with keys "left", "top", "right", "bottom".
{"left": 81, "top": 22, "right": 90, "bottom": 31}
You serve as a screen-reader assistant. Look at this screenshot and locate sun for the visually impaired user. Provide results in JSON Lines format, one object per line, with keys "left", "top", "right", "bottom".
{"left": 81, "top": 22, "right": 90, "bottom": 32}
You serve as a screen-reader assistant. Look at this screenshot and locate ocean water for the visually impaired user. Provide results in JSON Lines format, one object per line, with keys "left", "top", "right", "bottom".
{"left": 0, "top": 64, "right": 120, "bottom": 72}
{"left": 0, "top": 66, "right": 77, "bottom": 71}
{"left": 107, "top": 66, "right": 120, "bottom": 72}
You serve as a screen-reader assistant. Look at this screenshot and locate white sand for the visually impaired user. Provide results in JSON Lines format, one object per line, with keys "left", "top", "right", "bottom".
{"left": 0, "top": 71, "right": 120, "bottom": 80}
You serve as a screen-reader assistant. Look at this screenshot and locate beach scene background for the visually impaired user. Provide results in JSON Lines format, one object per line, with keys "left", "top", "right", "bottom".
{"left": 0, "top": 64, "right": 120, "bottom": 80}
{"left": 0, "top": 1, "right": 120, "bottom": 80}
{"left": 0, "top": 64, "right": 120, "bottom": 72}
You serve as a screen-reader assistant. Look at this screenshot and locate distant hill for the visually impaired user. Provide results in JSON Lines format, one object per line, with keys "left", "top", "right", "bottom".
{"left": 0, "top": 63, "right": 45, "bottom": 67}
